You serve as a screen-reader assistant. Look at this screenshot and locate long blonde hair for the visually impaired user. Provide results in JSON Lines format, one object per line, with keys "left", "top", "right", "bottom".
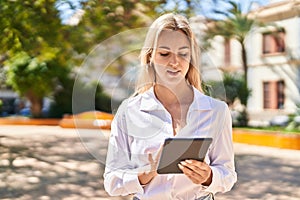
{"left": 135, "top": 13, "right": 202, "bottom": 94}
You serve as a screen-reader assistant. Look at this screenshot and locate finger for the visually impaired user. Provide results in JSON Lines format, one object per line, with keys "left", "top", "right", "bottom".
{"left": 148, "top": 153, "right": 154, "bottom": 164}
{"left": 178, "top": 164, "right": 204, "bottom": 184}
{"left": 185, "top": 160, "right": 207, "bottom": 168}
{"left": 178, "top": 163, "right": 201, "bottom": 177}
{"left": 180, "top": 161, "right": 204, "bottom": 176}
{"left": 155, "top": 144, "right": 163, "bottom": 161}
{"left": 180, "top": 161, "right": 205, "bottom": 177}
{"left": 180, "top": 161, "right": 212, "bottom": 182}
{"left": 148, "top": 153, "right": 159, "bottom": 172}
{"left": 185, "top": 160, "right": 211, "bottom": 172}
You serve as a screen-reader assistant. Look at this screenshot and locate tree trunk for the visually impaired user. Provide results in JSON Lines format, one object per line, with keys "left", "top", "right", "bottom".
{"left": 241, "top": 43, "right": 248, "bottom": 87}
{"left": 26, "top": 90, "right": 43, "bottom": 118}
{"left": 240, "top": 41, "right": 249, "bottom": 126}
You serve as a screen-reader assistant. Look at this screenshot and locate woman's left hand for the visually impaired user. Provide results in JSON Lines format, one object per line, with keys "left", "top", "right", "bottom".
{"left": 178, "top": 160, "right": 212, "bottom": 186}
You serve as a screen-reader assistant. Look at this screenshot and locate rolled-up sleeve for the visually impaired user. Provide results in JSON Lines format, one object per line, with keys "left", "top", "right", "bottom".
{"left": 103, "top": 102, "right": 144, "bottom": 196}
{"left": 204, "top": 102, "right": 237, "bottom": 193}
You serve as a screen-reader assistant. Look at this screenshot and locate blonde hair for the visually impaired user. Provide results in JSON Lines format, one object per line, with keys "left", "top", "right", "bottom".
{"left": 135, "top": 13, "right": 202, "bottom": 94}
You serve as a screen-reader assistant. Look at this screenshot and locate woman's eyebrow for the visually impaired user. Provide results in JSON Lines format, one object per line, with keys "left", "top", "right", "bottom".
{"left": 179, "top": 46, "right": 190, "bottom": 50}
{"left": 158, "top": 46, "right": 170, "bottom": 50}
{"left": 158, "top": 46, "right": 190, "bottom": 50}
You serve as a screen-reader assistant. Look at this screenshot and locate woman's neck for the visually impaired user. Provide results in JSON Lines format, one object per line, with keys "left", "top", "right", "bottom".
{"left": 154, "top": 82, "right": 194, "bottom": 135}
{"left": 154, "top": 82, "right": 193, "bottom": 107}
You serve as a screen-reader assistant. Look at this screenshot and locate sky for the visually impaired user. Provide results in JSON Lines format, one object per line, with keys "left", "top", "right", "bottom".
{"left": 193, "top": 0, "right": 269, "bottom": 20}
{"left": 56, "top": 0, "right": 271, "bottom": 24}
{"left": 55, "top": 0, "right": 85, "bottom": 24}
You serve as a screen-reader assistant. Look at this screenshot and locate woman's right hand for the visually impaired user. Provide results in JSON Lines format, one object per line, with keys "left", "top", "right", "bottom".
{"left": 138, "top": 153, "right": 158, "bottom": 185}
{"left": 138, "top": 146, "right": 162, "bottom": 185}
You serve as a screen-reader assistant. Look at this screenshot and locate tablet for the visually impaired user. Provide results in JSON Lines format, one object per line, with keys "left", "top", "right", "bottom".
{"left": 157, "top": 138, "right": 212, "bottom": 174}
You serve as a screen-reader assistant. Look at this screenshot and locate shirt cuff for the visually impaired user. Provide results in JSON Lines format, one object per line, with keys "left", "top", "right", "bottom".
{"left": 123, "top": 172, "right": 144, "bottom": 195}
{"left": 203, "top": 166, "right": 222, "bottom": 193}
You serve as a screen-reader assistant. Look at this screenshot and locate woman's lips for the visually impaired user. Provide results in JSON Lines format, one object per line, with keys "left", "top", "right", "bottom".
{"left": 167, "top": 69, "right": 180, "bottom": 76}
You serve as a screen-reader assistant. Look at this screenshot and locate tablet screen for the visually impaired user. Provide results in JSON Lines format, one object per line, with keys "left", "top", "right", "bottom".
{"left": 157, "top": 138, "right": 212, "bottom": 174}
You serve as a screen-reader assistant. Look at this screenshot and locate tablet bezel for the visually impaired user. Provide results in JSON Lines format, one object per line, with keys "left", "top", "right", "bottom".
{"left": 157, "top": 137, "right": 212, "bottom": 174}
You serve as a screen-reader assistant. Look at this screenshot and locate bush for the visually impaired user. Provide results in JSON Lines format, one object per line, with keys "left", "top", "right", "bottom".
{"left": 207, "top": 73, "right": 251, "bottom": 106}
{"left": 235, "top": 109, "right": 249, "bottom": 127}
{"left": 47, "top": 76, "right": 73, "bottom": 118}
{"left": 205, "top": 73, "right": 251, "bottom": 126}
{"left": 48, "top": 78, "right": 112, "bottom": 118}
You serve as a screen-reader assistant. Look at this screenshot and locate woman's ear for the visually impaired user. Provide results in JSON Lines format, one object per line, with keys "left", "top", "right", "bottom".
{"left": 148, "top": 55, "right": 153, "bottom": 65}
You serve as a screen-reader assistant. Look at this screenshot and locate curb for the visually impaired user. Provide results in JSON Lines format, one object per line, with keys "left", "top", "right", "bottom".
{"left": 1, "top": 118, "right": 299, "bottom": 150}
{"left": 0, "top": 111, "right": 113, "bottom": 130}
{"left": 0, "top": 118, "right": 60, "bottom": 126}
{"left": 233, "top": 128, "right": 300, "bottom": 150}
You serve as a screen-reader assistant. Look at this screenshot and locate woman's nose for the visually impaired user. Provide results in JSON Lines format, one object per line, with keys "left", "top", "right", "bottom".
{"left": 169, "top": 53, "right": 179, "bottom": 67}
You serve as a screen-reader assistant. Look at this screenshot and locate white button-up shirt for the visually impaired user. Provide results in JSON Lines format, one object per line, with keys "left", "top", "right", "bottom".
{"left": 104, "top": 87, "right": 237, "bottom": 200}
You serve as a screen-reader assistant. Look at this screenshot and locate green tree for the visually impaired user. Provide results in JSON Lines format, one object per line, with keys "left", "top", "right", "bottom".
{"left": 68, "top": 0, "right": 165, "bottom": 54}
{"left": 0, "top": 0, "right": 66, "bottom": 56}
{"left": 5, "top": 52, "right": 54, "bottom": 117}
{"left": 0, "top": 0, "right": 72, "bottom": 117}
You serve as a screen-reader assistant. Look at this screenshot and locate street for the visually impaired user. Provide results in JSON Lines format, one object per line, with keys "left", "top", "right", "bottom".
{"left": 0, "top": 125, "right": 299, "bottom": 200}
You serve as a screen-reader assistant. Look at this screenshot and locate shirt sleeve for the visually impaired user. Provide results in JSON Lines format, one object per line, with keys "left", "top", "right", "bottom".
{"left": 204, "top": 102, "right": 237, "bottom": 194}
{"left": 103, "top": 101, "right": 144, "bottom": 196}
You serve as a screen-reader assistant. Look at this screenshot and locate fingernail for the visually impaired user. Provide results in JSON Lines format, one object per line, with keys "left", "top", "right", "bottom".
{"left": 186, "top": 160, "right": 192, "bottom": 164}
{"left": 178, "top": 164, "right": 184, "bottom": 169}
{"left": 180, "top": 161, "right": 187, "bottom": 165}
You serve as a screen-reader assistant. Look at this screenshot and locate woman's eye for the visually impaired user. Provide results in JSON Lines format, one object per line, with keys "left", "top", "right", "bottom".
{"left": 159, "top": 53, "right": 169, "bottom": 57}
{"left": 179, "top": 53, "right": 188, "bottom": 57}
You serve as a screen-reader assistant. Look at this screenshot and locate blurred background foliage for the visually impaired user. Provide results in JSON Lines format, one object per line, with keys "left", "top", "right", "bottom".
{"left": 0, "top": 0, "right": 262, "bottom": 118}
{"left": 205, "top": 73, "right": 251, "bottom": 127}
{"left": 0, "top": 0, "right": 154, "bottom": 117}
{"left": 0, "top": 0, "right": 200, "bottom": 118}
{"left": 0, "top": 0, "right": 74, "bottom": 117}
{"left": 206, "top": 73, "right": 251, "bottom": 106}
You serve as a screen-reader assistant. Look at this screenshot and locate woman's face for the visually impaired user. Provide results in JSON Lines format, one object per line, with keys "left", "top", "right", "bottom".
{"left": 152, "top": 29, "right": 191, "bottom": 87}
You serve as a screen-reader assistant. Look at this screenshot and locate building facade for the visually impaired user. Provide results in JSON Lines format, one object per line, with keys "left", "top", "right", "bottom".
{"left": 196, "top": 0, "right": 300, "bottom": 126}
{"left": 247, "top": 0, "right": 300, "bottom": 125}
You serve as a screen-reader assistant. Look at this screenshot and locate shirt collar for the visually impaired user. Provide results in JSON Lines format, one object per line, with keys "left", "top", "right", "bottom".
{"left": 190, "top": 86, "right": 212, "bottom": 111}
{"left": 139, "top": 86, "right": 212, "bottom": 112}
{"left": 139, "top": 87, "right": 165, "bottom": 111}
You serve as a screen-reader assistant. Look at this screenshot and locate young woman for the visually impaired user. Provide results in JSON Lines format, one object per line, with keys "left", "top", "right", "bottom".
{"left": 104, "top": 13, "right": 237, "bottom": 200}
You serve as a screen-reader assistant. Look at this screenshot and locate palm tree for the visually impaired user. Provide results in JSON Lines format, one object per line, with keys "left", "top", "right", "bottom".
{"left": 203, "top": 0, "right": 263, "bottom": 88}
{"left": 201, "top": 0, "right": 267, "bottom": 126}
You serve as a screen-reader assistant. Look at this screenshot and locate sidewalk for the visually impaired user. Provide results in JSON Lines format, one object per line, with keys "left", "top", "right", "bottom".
{"left": 0, "top": 125, "right": 299, "bottom": 200}
{"left": 216, "top": 143, "right": 300, "bottom": 200}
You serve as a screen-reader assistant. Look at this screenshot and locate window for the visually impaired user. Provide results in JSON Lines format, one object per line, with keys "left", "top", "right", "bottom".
{"left": 277, "top": 80, "right": 285, "bottom": 109}
{"left": 263, "top": 80, "right": 285, "bottom": 109}
{"left": 262, "top": 29, "right": 285, "bottom": 54}
{"left": 263, "top": 82, "right": 272, "bottom": 109}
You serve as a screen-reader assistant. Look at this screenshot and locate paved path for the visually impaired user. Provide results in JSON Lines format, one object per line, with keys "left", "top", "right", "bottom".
{"left": 0, "top": 125, "right": 299, "bottom": 200}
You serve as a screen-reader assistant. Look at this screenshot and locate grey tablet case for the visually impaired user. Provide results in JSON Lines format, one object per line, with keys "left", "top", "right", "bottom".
{"left": 157, "top": 138, "right": 213, "bottom": 174}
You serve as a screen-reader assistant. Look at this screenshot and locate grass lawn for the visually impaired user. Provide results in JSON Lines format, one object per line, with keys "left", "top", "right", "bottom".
{"left": 234, "top": 126, "right": 300, "bottom": 134}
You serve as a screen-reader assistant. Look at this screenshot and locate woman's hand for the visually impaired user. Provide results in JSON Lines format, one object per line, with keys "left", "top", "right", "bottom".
{"left": 138, "top": 146, "right": 163, "bottom": 185}
{"left": 178, "top": 160, "right": 212, "bottom": 186}
{"left": 138, "top": 153, "right": 158, "bottom": 185}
